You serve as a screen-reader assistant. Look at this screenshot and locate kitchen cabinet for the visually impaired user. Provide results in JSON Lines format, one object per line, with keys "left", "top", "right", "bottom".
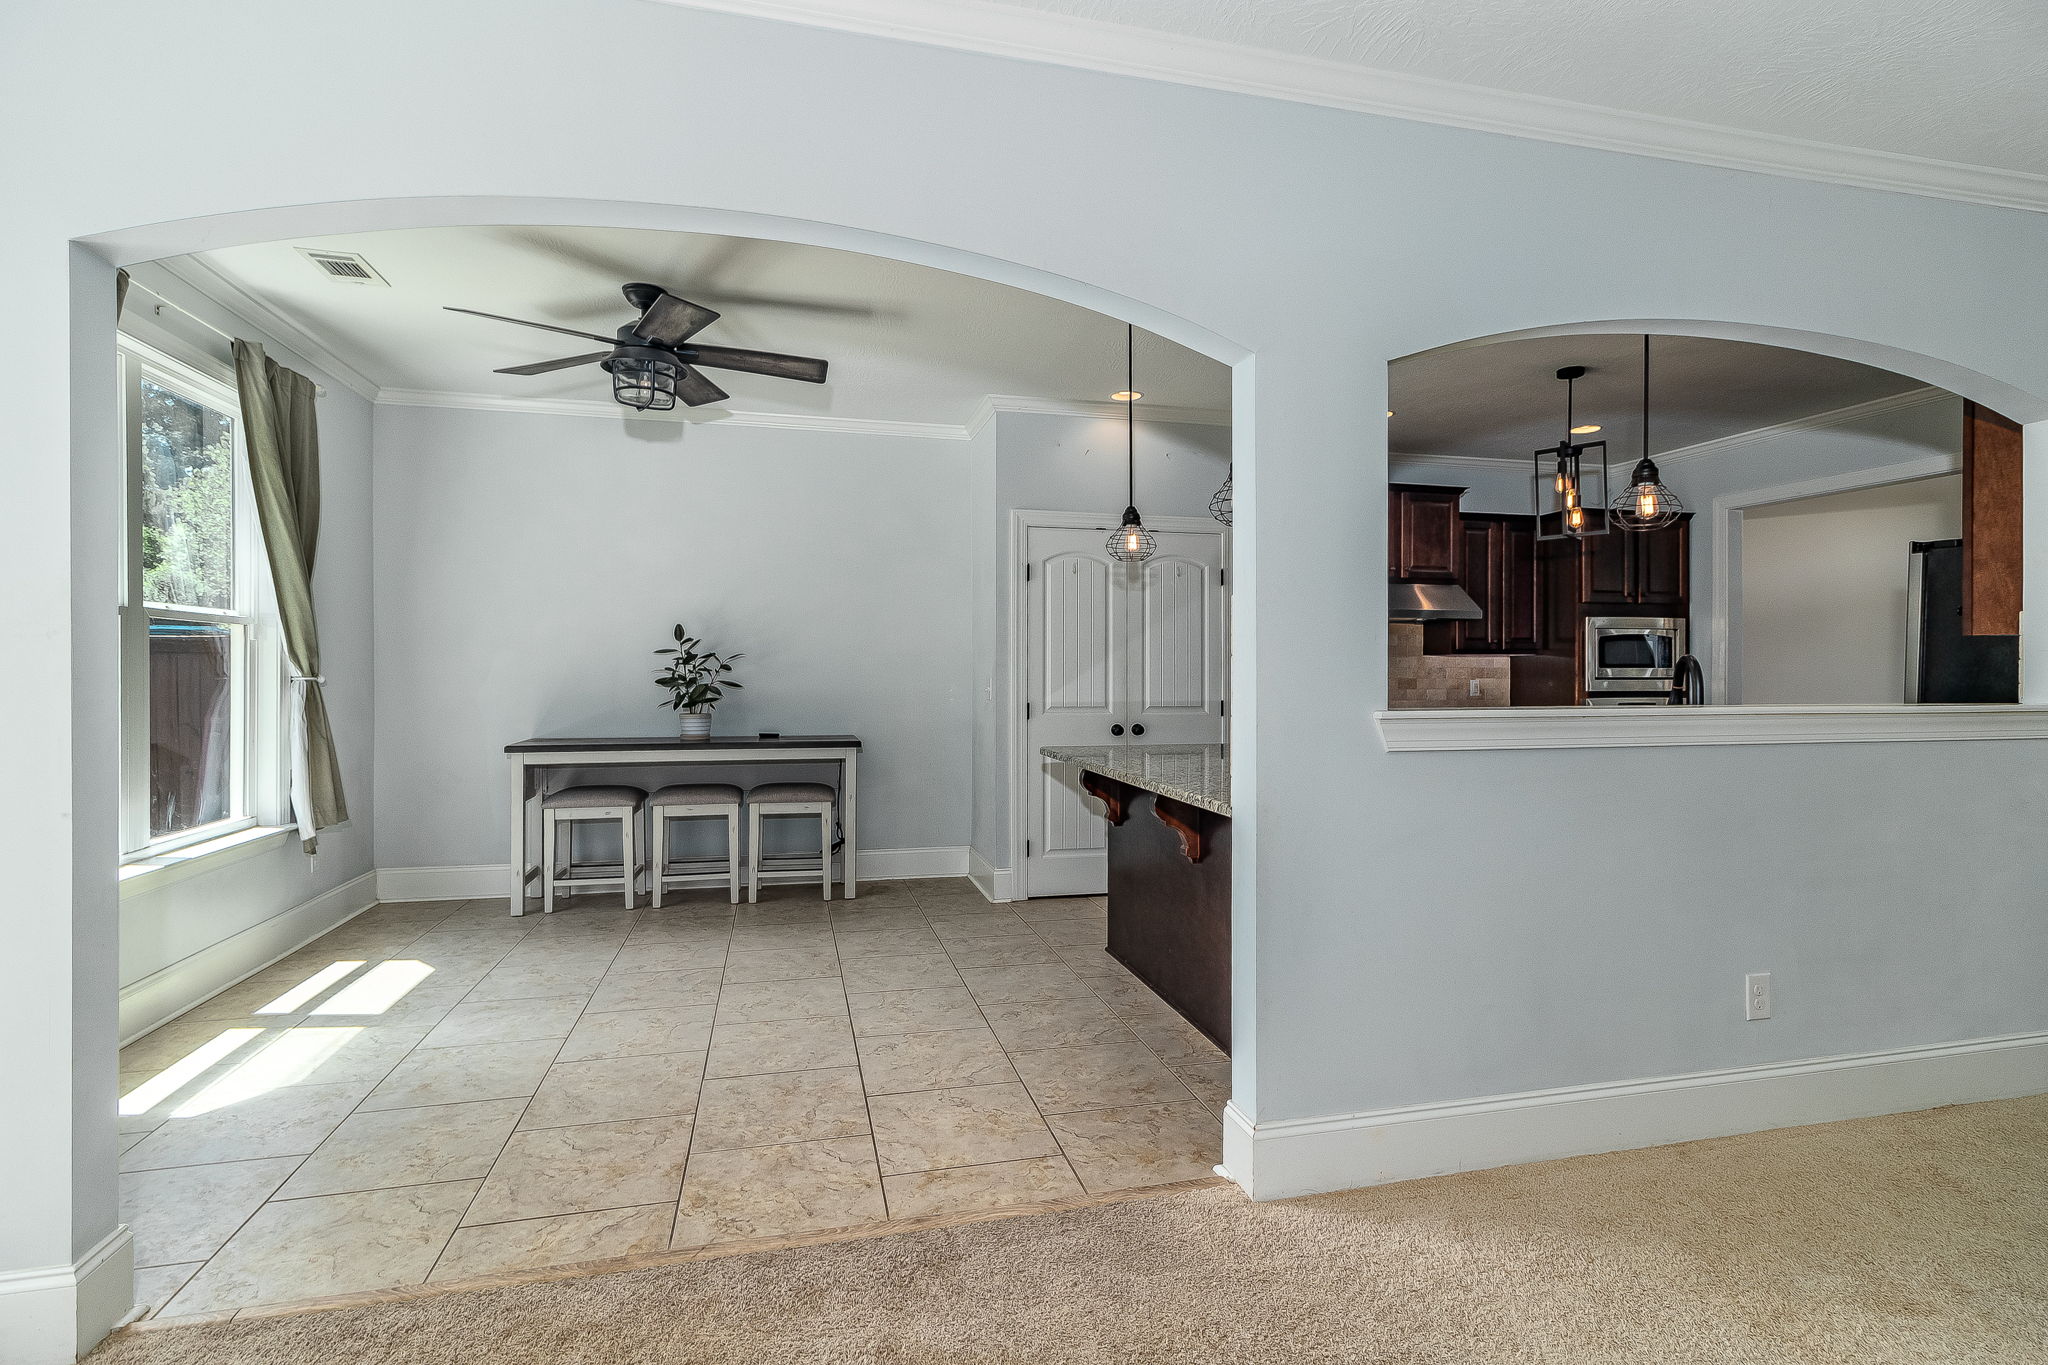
{"left": 1388, "top": 483, "right": 1461, "bottom": 583}
{"left": 1579, "top": 513, "right": 1690, "bottom": 607}
{"left": 1425, "top": 513, "right": 1541, "bottom": 655}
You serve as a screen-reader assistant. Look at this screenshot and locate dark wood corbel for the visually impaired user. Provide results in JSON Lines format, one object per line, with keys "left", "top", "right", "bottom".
{"left": 1080, "top": 771, "right": 1130, "bottom": 825}
{"left": 1151, "top": 795, "right": 1206, "bottom": 863}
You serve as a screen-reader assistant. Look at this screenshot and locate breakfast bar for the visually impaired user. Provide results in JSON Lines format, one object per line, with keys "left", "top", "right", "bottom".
{"left": 1040, "top": 743, "right": 1231, "bottom": 1051}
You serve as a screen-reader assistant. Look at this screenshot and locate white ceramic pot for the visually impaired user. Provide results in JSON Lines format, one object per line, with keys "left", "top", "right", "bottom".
{"left": 678, "top": 713, "right": 712, "bottom": 740}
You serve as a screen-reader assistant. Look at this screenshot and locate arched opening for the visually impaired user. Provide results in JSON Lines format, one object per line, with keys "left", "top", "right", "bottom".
{"left": 91, "top": 203, "right": 1249, "bottom": 1317}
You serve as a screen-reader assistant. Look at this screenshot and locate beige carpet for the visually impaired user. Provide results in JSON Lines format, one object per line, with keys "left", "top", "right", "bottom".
{"left": 95, "top": 1095, "right": 2048, "bottom": 1364}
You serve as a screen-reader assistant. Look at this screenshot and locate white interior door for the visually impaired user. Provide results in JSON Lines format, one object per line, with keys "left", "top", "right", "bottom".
{"left": 1023, "top": 522, "right": 1226, "bottom": 898}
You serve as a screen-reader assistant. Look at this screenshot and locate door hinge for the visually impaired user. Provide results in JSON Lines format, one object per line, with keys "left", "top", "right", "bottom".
{"left": 1026, "top": 839, "right": 1032, "bottom": 857}
{"left": 1219, "top": 699, "right": 1226, "bottom": 716}
{"left": 1219, "top": 569, "right": 1227, "bottom": 586}
{"left": 1024, "top": 701, "right": 1032, "bottom": 718}
{"left": 1025, "top": 563, "right": 1032, "bottom": 581}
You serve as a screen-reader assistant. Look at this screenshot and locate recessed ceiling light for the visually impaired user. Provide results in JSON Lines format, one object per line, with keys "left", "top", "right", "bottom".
{"left": 1570, "top": 424, "right": 1602, "bottom": 434}
{"left": 1111, "top": 390, "right": 1142, "bottom": 402}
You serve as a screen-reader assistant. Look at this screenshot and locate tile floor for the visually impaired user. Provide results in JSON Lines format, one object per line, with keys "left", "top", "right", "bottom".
{"left": 117, "top": 878, "right": 1227, "bottom": 1320}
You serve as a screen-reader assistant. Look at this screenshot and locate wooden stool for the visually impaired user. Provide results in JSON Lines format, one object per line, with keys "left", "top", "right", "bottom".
{"left": 745, "top": 782, "right": 835, "bottom": 902}
{"left": 541, "top": 785, "right": 645, "bottom": 912}
{"left": 647, "top": 783, "right": 744, "bottom": 906}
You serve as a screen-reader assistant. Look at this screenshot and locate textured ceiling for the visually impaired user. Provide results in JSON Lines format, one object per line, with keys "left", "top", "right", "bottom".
{"left": 170, "top": 225, "right": 1230, "bottom": 423}
{"left": 991, "top": 0, "right": 2048, "bottom": 173}
{"left": 1390, "top": 334, "right": 1929, "bottom": 464}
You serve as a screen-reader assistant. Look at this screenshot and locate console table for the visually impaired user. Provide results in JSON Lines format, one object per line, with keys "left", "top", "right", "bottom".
{"left": 505, "top": 735, "right": 862, "bottom": 913}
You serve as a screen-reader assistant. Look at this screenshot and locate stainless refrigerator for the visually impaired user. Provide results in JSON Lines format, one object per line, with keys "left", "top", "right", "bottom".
{"left": 1905, "top": 539, "right": 2020, "bottom": 703}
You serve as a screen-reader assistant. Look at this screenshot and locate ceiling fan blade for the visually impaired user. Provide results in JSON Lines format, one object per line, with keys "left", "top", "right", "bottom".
{"left": 684, "top": 345, "right": 829, "bottom": 384}
{"left": 634, "top": 292, "right": 721, "bottom": 346}
{"left": 444, "top": 307, "right": 616, "bottom": 345}
{"left": 675, "top": 366, "right": 729, "bottom": 407}
{"left": 494, "top": 351, "right": 611, "bottom": 376}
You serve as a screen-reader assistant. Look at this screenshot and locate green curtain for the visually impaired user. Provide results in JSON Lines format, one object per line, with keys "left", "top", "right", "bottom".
{"left": 234, "top": 340, "right": 348, "bottom": 850}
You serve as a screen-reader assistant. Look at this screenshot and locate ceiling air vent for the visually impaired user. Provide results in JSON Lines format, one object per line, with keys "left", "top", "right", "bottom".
{"left": 295, "top": 248, "right": 388, "bottom": 286}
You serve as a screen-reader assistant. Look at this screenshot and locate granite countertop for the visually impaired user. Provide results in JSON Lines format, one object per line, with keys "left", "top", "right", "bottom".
{"left": 1039, "top": 744, "right": 1231, "bottom": 817}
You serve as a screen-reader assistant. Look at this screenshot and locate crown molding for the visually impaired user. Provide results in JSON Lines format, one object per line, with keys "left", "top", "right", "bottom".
{"left": 153, "top": 257, "right": 383, "bottom": 401}
{"left": 374, "top": 387, "right": 974, "bottom": 439}
{"left": 663, "top": 0, "right": 2048, "bottom": 215}
{"left": 981, "top": 393, "right": 1232, "bottom": 428}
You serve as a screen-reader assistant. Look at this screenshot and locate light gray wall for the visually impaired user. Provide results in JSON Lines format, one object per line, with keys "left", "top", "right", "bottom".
{"left": 371, "top": 405, "right": 976, "bottom": 868}
{"left": 15, "top": 0, "right": 2048, "bottom": 1324}
{"left": 1741, "top": 475, "right": 1962, "bottom": 703}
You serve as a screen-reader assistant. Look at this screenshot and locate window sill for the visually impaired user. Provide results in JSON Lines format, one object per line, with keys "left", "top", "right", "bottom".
{"left": 1375, "top": 704, "right": 2048, "bottom": 752}
{"left": 120, "top": 825, "right": 296, "bottom": 899}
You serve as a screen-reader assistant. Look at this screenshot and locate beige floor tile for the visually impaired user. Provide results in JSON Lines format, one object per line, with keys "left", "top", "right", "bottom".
{"left": 1055, "top": 945, "right": 1129, "bottom": 975}
{"left": 1007, "top": 1044, "right": 1197, "bottom": 1114}
{"left": 1087, "top": 973, "right": 1179, "bottom": 1013}
{"left": 721, "top": 946, "right": 839, "bottom": 984}
{"left": 944, "top": 934, "right": 1063, "bottom": 969}
{"left": 1126, "top": 1015, "right": 1225, "bottom": 1066}
{"left": 825, "top": 906, "right": 930, "bottom": 933}
{"left": 1035, "top": 921, "right": 1110, "bottom": 948}
{"left": 928, "top": 914, "right": 1032, "bottom": 941}
{"left": 179, "top": 962, "right": 366, "bottom": 1023}
{"left": 713, "top": 976, "right": 847, "bottom": 1026}
{"left": 1045, "top": 1101, "right": 1221, "bottom": 1193}
{"left": 121, "top": 1157, "right": 300, "bottom": 1267}
{"left": 731, "top": 902, "right": 830, "bottom": 925}
{"left": 981, "top": 997, "right": 1135, "bottom": 1052}
{"left": 957, "top": 964, "right": 1095, "bottom": 1007}
{"left": 609, "top": 942, "right": 729, "bottom": 975}
{"left": 303, "top": 983, "right": 472, "bottom": 1030}
{"left": 728, "top": 923, "right": 834, "bottom": 954}
{"left": 847, "top": 986, "right": 984, "bottom": 1038}
{"left": 463, "top": 1117, "right": 694, "bottom": 1225}
{"left": 275, "top": 1097, "right": 526, "bottom": 1198}
{"left": 429, "top": 1203, "right": 674, "bottom": 1281}
{"left": 691, "top": 1067, "right": 870, "bottom": 1151}
{"left": 135, "top": 1263, "right": 202, "bottom": 1316}
{"left": 867, "top": 1082, "right": 1060, "bottom": 1175}
{"left": 359, "top": 1038, "right": 561, "bottom": 1112}
{"left": 420, "top": 996, "right": 586, "bottom": 1050}
{"left": 519, "top": 1051, "right": 706, "bottom": 1130}
{"left": 586, "top": 968, "right": 722, "bottom": 1014}
{"left": 838, "top": 952, "right": 963, "bottom": 994}
{"left": 120, "top": 1018, "right": 285, "bottom": 1076}
{"left": 1174, "top": 1055, "right": 1232, "bottom": 1113}
{"left": 464, "top": 958, "right": 613, "bottom": 1004}
{"left": 1011, "top": 897, "right": 1103, "bottom": 922}
{"left": 163, "top": 1180, "right": 478, "bottom": 1315}
{"left": 557, "top": 1004, "right": 714, "bottom": 1062}
{"left": 671, "top": 1136, "right": 884, "bottom": 1248}
{"left": 855, "top": 1028, "right": 1017, "bottom": 1095}
{"left": 707, "top": 1016, "right": 858, "bottom": 1078}
{"left": 882, "top": 1154, "right": 1084, "bottom": 1219}
{"left": 216, "top": 1025, "right": 427, "bottom": 1091}
{"left": 833, "top": 879, "right": 923, "bottom": 905}
{"left": 120, "top": 1081, "right": 372, "bottom": 1171}
{"left": 833, "top": 926, "right": 941, "bottom": 960}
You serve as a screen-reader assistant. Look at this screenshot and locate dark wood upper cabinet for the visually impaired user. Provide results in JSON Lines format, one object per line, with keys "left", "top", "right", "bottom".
{"left": 1579, "top": 513, "right": 1689, "bottom": 607}
{"left": 1388, "top": 483, "right": 1462, "bottom": 583}
{"left": 1498, "top": 517, "right": 1542, "bottom": 651}
{"left": 1962, "top": 401, "right": 2023, "bottom": 637}
{"left": 1425, "top": 512, "right": 1542, "bottom": 655}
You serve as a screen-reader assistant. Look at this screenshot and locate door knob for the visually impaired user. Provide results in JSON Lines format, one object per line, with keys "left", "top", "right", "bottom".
{"left": 1131, "top": 724, "right": 1146, "bottom": 736}
{"left": 1110, "top": 724, "right": 1124, "bottom": 736}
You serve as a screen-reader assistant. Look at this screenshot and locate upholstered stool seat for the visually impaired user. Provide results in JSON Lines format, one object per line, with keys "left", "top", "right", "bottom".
{"left": 745, "top": 782, "right": 837, "bottom": 902}
{"left": 648, "top": 784, "right": 746, "bottom": 906}
{"left": 540, "top": 785, "right": 645, "bottom": 912}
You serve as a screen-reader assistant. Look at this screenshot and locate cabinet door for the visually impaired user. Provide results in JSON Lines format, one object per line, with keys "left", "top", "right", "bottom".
{"left": 1395, "top": 487, "right": 1461, "bottom": 583}
{"left": 1498, "top": 517, "right": 1542, "bottom": 652}
{"left": 1631, "top": 517, "right": 1689, "bottom": 605}
{"left": 1580, "top": 516, "right": 1634, "bottom": 604}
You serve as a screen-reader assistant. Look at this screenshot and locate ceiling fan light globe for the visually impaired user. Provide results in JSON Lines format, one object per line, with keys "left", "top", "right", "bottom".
{"left": 608, "top": 350, "right": 682, "bottom": 411}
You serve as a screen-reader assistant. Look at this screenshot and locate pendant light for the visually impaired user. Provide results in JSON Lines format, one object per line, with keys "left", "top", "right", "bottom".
{"left": 1107, "top": 324, "right": 1156, "bottom": 561}
{"left": 1209, "top": 467, "right": 1233, "bottom": 526}
{"left": 1610, "top": 335, "right": 1685, "bottom": 531}
{"left": 1532, "top": 364, "right": 1609, "bottom": 541}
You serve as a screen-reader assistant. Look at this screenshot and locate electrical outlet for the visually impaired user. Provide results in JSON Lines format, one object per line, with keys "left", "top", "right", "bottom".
{"left": 1468, "top": 679, "right": 1483, "bottom": 697}
{"left": 1745, "top": 972, "right": 1772, "bottom": 1021}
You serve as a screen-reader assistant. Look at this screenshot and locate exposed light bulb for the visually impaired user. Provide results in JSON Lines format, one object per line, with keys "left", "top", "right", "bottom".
{"left": 1125, "top": 530, "right": 1142, "bottom": 553}
{"left": 1567, "top": 505, "right": 1585, "bottom": 531}
{"left": 1637, "top": 488, "right": 1659, "bottom": 518}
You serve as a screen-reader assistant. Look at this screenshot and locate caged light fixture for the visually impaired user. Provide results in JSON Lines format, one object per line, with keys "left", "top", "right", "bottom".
{"left": 1107, "top": 324, "right": 1157, "bottom": 561}
{"left": 1610, "top": 335, "right": 1685, "bottom": 531}
{"left": 1532, "top": 364, "right": 1609, "bottom": 540}
{"left": 1210, "top": 467, "right": 1232, "bottom": 526}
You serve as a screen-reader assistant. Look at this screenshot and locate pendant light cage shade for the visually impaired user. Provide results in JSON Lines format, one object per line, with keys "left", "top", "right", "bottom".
{"left": 1611, "top": 336, "right": 1685, "bottom": 531}
{"left": 1108, "top": 507, "right": 1157, "bottom": 561}
{"left": 1209, "top": 470, "right": 1233, "bottom": 525}
{"left": 1532, "top": 365, "right": 1608, "bottom": 541}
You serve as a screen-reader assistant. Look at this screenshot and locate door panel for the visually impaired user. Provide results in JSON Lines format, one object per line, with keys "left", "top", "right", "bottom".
{"left": 1042, "top": 553, "right": 1113, "bottom": 711}
{"left": 1138, "top": 556, "right": 1210, "bottom": 710}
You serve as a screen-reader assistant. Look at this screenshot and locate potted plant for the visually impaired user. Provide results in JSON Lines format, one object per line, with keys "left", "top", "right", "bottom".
{"left": 654, "top": 625, "right": 743, "bottom": 740}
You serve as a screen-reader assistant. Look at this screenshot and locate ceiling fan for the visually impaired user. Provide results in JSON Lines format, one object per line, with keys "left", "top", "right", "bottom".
{"left": 445, "top": 283, "right": 829, "bottom": 411}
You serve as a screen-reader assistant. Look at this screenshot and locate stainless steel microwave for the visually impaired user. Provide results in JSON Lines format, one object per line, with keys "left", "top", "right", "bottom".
{"left": 1585, "top": 615, "right": 1685, "bottom": 694}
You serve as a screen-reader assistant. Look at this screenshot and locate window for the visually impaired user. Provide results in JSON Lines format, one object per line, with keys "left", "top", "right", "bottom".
{"left": 119, "top": 339, "right": 285, "bottom": 857}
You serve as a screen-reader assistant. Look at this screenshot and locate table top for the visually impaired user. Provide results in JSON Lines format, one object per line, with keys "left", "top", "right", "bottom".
{"left": 507, "top": 735, "right": 861, "bottom": 754}
{"left": 1039, "top": 743, "right": 1230, "bottom": 817}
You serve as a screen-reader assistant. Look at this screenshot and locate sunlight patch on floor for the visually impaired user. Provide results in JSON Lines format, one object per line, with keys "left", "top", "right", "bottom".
{"left": 119, "top": 1028, "right": 265, "bottom": 1115}
{"left": 311, "top": 960, "right": 434, "bottom": 1015}
{"left": 174, "top": 1027, "right": 363, "bottom": 1115}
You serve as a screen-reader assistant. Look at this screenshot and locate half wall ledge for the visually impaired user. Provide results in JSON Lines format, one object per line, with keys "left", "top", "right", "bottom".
{"left": 1376, "top": 704, "right": 2048, "bottom": 752}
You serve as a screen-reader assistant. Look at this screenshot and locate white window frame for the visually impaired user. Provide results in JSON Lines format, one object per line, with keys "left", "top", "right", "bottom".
{"left": 118, "top": 336, "right": 288, "bottom": 860}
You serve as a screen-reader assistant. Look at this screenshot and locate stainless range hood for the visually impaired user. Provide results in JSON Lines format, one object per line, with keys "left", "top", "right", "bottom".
{"left": 1388, "top": 580, "right": 1484, "bottom": 622}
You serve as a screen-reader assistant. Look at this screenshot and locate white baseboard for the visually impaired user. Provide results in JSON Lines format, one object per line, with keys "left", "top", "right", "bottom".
{"left": 966, "top": 848, "right": 1018, "bottom": 902}
{"left": 0, "top": 1225, "right": 133, "bottom": 1365}
{"left": 118, "top": 871, "right": 378, "bottom": 1043}
{"left": 1224, "top": 1029, "right": 2048, "bottom": 1201}
{"left": 377, "top": 847, "right": 974, "bottom": 903}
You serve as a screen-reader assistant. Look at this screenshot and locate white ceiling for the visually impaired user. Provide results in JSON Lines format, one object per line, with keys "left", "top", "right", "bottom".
{"left": 675, "top": 0, "right": 2048, "bottom": 208}
{"left": 1390, "top": 334, "right": 1930, "bottom": 464}
{"left": 168, "top": 225, "right": 1231, "bottom": 425}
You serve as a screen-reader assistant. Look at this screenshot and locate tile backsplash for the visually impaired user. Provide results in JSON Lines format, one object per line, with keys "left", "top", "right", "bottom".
{"left": 1387, "top": 622, "right": 1511, "bottom": 708}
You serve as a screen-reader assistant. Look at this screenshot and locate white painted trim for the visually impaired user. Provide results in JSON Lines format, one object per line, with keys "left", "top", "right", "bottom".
{"left": 152, "top": 257, "right": 382, "bottom": 400}
{"left": 376, "top": 848, "right": 972, "bottom": 902}
{"left": 966, "top": 846, "right": 1017, "bottom": 902}
{"left": 660, "top": 0, "right": 2048, "bottom": 215}
{"left": 978, "top": 393, "right": 1232, "bottom": 430}
{"left": 117, "top": 870, "right": 378, "bottom": 1043}
{"left": 1707, "top": 450, "right": 1962, "bottom": 703}
{"left": 1229, "top": 1029, "right": 2048, "bottom": 1201}
{"left": 118, "top": 826, "right": 294, "bottom": 899}
{"left": 0, "top": 1225, "right": 134, "bottom": 1365}
{"left": 1375, "top": 703, "right": 2048, "bottom": 752}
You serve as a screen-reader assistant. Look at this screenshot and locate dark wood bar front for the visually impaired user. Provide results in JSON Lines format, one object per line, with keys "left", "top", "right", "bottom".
{"left": 1104, "top": 783, "right": 1232, "bottom": 1050}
